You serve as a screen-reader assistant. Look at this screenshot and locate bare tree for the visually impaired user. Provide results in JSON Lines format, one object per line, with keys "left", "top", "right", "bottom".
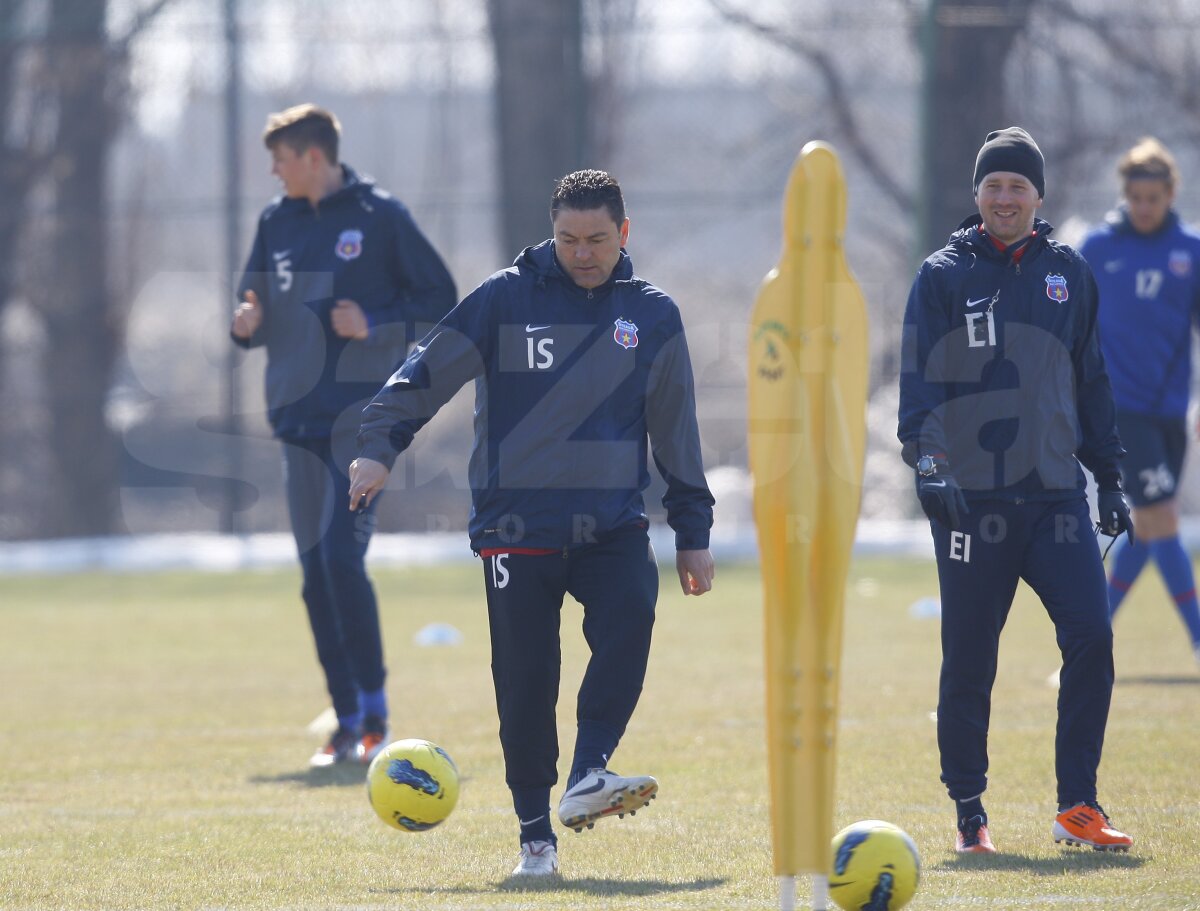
{"left": 708, "top": 0, "right": 914, "bottom": 216}
{"left": 0, "top": 1, "right": 54, "bottom": 368}
{"left": 706, "top": 0, "right": 1042, "bottom": 257}
{"left": 24, "top": 0, "right": 121, "bottom": 536}
{"left": 1040, "top": 0, "right": 1200, "bottom": 136}
{"left": 0, "top": 4, "right": 28, "bottom": 326}
{"left": 586, "top": 0, "right": 640, "bottom": 167}
{"left": 487, "top": 0, "right": 588, "bottom": 257}
{"left": 919, "top": 0, "right": 1038, "bottom": 254}
{"left": 20, "top": 0, "right": 172, "bottom": 537}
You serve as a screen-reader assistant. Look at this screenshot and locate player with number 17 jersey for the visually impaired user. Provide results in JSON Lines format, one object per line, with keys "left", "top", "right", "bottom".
{"left": 1081, "top": 209, "right": 1200, "bottom": 421}
{"left": 1080, "top": 138, "right": 1200, "bottom": 665}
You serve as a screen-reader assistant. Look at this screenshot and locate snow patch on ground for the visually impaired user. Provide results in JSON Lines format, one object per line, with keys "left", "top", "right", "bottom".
{"left": 0, "top": 518, "right": 950, "bottom": 575}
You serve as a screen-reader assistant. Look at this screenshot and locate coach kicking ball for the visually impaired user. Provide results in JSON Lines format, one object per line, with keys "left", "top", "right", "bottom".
{"left": 350, "top": 169, "right": 715, "bottom": 877}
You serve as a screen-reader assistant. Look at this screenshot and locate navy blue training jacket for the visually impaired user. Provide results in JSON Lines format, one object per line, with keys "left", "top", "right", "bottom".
{"left": 898, "top": 215, "right": 1124, "bottom": 500}
{"left": 357, "top": 240, "right": 715, "bottom": 552}
{"left": 1080, "top": 208, "right": 1200, "bottom": 419}
{"left": 235, "top": 165, "right": 457, "bottom": 439}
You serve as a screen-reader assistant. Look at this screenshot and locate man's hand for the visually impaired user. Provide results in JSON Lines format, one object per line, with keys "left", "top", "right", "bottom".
{"left": 917, "top": 469, "right": 969, "bottom": 530}
{"left": 676, "top": 549, "right": 714, "bottom": 595}
{"left": 231, "top": 289, "right": 263, "bottom": 338}
{"left": 348, "top": 457, "right": 390, "bottom": 511}
{"left": 1097, "top": 486, "right": 1135, "bottom": 545}
{"left": 331, "top": 298, "right": 370, "bottom": 340}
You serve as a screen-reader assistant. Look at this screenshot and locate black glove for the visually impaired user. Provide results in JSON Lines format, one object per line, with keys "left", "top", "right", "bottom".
{"left": 916, "top": 465, "right": 969, "bottom": 531}
{"left": 1096, "top": 485, "right": 1135, "bottom": 545}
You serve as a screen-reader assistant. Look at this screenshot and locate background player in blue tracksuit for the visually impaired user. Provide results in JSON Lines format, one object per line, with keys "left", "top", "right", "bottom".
{"left": 898, "top": 128, "right": 1135, "bottom": 855}
{"left": 231, "top": 104, "right": 456, "bottom": 769}
{"left": 1080, "top": 137, "right": 1200, "bottom": 667}
{"left": 349, "top": 170, "right": 715, "bottom": 877}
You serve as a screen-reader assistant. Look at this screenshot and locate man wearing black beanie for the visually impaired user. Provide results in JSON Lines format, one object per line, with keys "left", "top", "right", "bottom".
{"left": 898, "top": 127, "right": 1135, "bottom": 855}
{"left": 973, "top": 126, "right": 1045, "bottom": 200}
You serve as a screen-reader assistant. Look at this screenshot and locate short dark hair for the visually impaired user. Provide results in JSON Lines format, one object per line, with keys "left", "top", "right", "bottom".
{"left": 263, "top": 104, "right": 340, "bottom": 164}
{"left": 551, "top": 169, "right": 626, "bottom": 226}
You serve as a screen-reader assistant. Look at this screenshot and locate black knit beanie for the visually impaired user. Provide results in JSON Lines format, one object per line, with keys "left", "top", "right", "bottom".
{"left": 973, "top": 127, "right": 1045, "bottom": 198}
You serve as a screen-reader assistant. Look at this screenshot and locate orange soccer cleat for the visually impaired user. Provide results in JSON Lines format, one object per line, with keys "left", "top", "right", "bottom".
{"left": 955, "top": 814, "right": 997, "bottom": 854}
{"left": 358, "top": 715, "right": 389, "bottom": 764}
{"left": 1053, "top": 802, "right": 1133, "bottom": 852}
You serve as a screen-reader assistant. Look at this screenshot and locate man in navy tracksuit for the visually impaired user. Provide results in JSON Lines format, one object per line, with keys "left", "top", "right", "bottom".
{"left": 231, "top": 104, "right": 456, "bottom": 768}
{"left": 1080, "top": 137, "right": 1200, "bottom": 665}
{"left": 898, "top": 128, "right": 1135, "bottom": 854}
{"left": 350, "top": 170, "right": 715, "bottom": 877}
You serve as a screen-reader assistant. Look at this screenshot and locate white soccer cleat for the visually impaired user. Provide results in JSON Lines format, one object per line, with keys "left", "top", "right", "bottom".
{"left": 558, "top": 768, "right": 658, "bottom": 833}
{"left": 511, "top": 840, "right": 560, "bottom": 877}
{"left": 309, "top": 725, "right": 359, "bottom": 768}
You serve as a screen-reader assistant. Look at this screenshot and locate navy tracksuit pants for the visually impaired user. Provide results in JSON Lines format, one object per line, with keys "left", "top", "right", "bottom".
{"left": 282, "top": 432, "right": 386, "bottom": 720}
{"left": 481, "top": 523, "right": 659, "bottom": 792}
{"left": 931, "top": 496, "right": 1113, "bottom": 807}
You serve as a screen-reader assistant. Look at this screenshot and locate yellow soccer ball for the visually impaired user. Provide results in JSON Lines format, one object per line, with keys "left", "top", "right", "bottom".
{"left": 829, "top": 819, "right": 920, "bottom": 911}
{"left": 366, "top": 739, "right": 459, "bottom": 832}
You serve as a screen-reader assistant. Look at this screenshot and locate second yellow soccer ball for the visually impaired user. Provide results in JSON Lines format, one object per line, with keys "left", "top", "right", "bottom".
{"left": 829, "top": 819, "right": 920, "bottom": 911}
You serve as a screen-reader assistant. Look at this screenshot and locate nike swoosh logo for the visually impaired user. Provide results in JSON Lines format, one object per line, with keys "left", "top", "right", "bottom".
{"left": 924, "top": 480, "right": 947, "bottom": 488}
{"left": 273, "top": 250, "right": 290, "bottom": 260}
{"left": 965, "top": 297, "right": 990, "bottom": 308}
{"left": 567, "top": 778, "right": 607, "bottom": 796}
{"left": 525, "top": 324, "right": 551, "bottom": 333}
{"left": 1104, "top": 260, "right": 1123, "bottom": 273}
{"left": 518, "top": 815, "right": 545, "bottom": 826}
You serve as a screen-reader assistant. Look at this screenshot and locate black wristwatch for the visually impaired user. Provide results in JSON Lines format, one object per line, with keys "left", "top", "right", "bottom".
{"left": 916, "top": 454, "right": 938, "bottom": 478}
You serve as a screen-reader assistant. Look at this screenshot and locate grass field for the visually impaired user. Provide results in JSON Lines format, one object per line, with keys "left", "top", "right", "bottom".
{"left": 2, "top": 556, "right": 1198, "bottom": 910}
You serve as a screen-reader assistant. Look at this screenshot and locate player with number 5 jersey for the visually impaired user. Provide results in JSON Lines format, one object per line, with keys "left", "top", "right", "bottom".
{"left": 350, "top": 170, "right": 714, "bottom": 877}
{"left": 232, "top": 105, "right": 456, "bottom": 771}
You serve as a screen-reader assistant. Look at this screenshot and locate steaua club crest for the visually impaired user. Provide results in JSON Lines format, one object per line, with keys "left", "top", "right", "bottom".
{"left": 1169, "top": 249, "right": 1193, "bottom": 278}
{"left": 335, "top": 229, "right": 364, "bottom": 261}
{"left": 1044, "top": 273, "right": 1069, "bottom": 302}
{"left": 613, "top": 318, "right": 639, "bottom": 349}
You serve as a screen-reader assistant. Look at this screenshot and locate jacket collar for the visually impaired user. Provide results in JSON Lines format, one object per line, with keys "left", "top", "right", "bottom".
{"left": 950, "top": 214, "right": 1054, "bottom": 263}
{"left": 1106, "top": 206, "right": 1179, "bottom": 238}
{"left": 276, "top": 164, "right": 370, "bottom": 214}
{"left": 515, "top": 239, "right": 634, "bottom": 294}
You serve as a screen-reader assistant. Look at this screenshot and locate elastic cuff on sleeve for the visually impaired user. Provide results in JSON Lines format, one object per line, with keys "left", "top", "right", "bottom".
{"left": 675, "top": 529, "right": 710, "bottom": 551}
{"left": 357, "top": 443, "right": 399, "bottom": 472}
